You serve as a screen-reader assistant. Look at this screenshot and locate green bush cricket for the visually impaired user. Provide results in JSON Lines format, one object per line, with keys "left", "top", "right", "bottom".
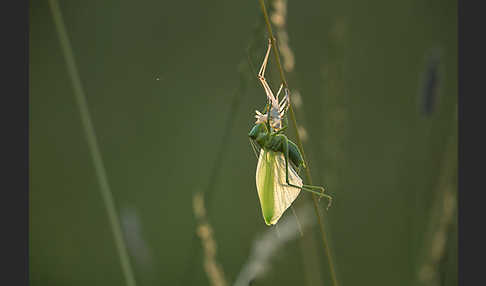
{"left": 248, "top": 39, "right": 332, "bottom": 226}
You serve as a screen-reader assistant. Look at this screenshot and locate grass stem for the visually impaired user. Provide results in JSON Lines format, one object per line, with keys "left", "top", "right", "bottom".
{"left": 257, "top": 1, "right": 339, "bottom": 285}
{"left": 48, "top": 1, "right": 137, "bottom": 286}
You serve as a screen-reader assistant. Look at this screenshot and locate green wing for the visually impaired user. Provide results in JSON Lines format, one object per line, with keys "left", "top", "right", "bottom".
{"left": 255, "top": 150, "right": 303, "bottom": 225}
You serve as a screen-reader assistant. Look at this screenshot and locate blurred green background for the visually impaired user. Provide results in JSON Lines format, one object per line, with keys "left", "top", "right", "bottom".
{"left": 30, "top": 0, "right": 457, "bottom": 285}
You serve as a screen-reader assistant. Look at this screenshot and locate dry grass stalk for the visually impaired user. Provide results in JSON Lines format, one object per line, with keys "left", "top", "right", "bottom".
{"left": 193, "top": 192, "right": 228, "bottom": 286}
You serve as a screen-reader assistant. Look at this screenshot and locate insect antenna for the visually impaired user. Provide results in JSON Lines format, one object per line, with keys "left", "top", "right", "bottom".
{"left": 248, "top": 138, "right": 260, "bottom": 159}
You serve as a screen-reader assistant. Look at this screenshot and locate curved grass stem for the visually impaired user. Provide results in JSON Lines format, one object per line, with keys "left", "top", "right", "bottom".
{"left": 48, "top": 1, "right": 137, "bottom": 286}
{"left": 257, "top": 1, "right": 339, "bottom": 285}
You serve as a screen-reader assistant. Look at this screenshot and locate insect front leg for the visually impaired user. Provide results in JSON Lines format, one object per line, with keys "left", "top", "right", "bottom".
{"left": 281, "top": 136, "right": 333, "bottom": 210}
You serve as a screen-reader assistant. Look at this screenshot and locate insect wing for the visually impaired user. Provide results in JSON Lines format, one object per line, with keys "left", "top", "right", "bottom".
{"left": 256, "top": 150, "right": 303, "bottom": 225}
{"left": 273, "top": 150, "right": 303, "bottom": 224}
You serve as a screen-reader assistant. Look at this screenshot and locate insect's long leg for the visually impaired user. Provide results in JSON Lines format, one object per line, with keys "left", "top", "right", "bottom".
{"left": 302, "top": 184, "right": 333, "bottom": 210}
{"left": 278, "top": 114, "right": 289, "bottom": 133}
{"left": 258, "top": 38, "right": 272, "bottom": 78}
{"left": 281, "top": 136, "right": 333, "bottom": 210}
{"left": 279, "top": 88, "right": 290, "bottom": 117}
{"left": 279, "top": 87, "right": 288, "bottom": 105}
{"left": 276, "top": 83, "right": 283, "bottom": 101}
{"left": 260, "top": 75, "right": 278, "bottom": 110}
{"left": 258, "top": 39, "right": 279, "bottom": 111}
{"left": 275, "top": 84, "right": 289, "bottom": 129}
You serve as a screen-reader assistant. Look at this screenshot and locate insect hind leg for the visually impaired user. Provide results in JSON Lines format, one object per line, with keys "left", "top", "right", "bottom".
{"left": 286, "top": 182, "right": 333, "bottom": 210}
{"left": 281, "top": 135, "right": 333, "bottom": 210}
{"left": 302, "top": 184, "right": 333, "bottom": 210}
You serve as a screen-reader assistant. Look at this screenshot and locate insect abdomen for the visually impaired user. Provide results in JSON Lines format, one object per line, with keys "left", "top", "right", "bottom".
{"left": 288, "top": 140, "right": 304, "bottom": 168}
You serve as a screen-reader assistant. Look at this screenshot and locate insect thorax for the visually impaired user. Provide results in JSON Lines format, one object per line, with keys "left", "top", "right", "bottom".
{"left": 249, "top": 122, "right": 304, "bottom": 169}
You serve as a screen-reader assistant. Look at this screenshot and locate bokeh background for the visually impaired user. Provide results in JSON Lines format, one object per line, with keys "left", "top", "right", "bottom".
{"left": 30, "top": 0, "right": 457, "bottom": 285}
